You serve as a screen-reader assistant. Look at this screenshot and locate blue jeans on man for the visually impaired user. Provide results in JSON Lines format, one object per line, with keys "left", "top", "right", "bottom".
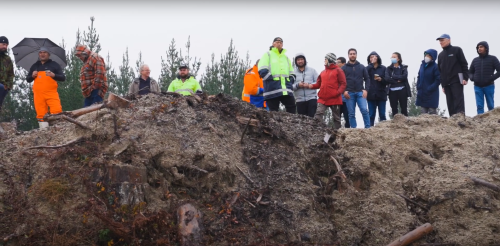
{"left": 84, "top": 89, "right": 103, "bottom": 107}
{"left": 0, "top": 84, "right": 9, "bottom": 110}
{"left": 474, "top": 85, "right": 495, "bottom": 115}
{"left": 346, "top": 91, "right": 371, "bottom": 128}
{"left": 367, "top": 100, "right": 387, "bottom": 126}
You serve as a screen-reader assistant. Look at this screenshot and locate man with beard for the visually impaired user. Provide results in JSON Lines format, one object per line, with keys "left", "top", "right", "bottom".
{"left": 342, "top": 48, "right": 371, "bottom": 128}
{"left": 167, "top": 63, "right": 202, "bottom": 96}
{"left": 293, "top": 53, "right": 318, "bottom": 117}
{"left": 0, "top": 36, "right": 14, "bottom": 111}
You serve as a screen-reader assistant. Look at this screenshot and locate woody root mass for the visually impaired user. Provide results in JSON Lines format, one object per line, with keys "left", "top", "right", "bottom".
{"left": 0, "top": 93, "right": 499, "bottom": 245}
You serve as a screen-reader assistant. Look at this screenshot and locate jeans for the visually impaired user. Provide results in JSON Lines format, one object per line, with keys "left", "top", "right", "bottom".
{"left": 341, "top": 102, "right": 350, "bottom": 128}
{"left": 474, "top": 84, "right": 495, "bottom": 115}
{"left": 367, "top": 100, "right": 387, "bottom": 126}
{"left": 346, "top": 91, "right": 370, "bottom": 128}
{"left": 0, "top": 84, "right": 9, "bottom": 110}
{"left": 315, "top": 103, "right": 341, "bottom": 130}
{"left": 389, "top": 87, "right": 408, "bottom": 116}
{"left": 296, "top": 99, "right": 317, "bottom": 117}
{"left": 266, "top": 95, "right": 296, "bottom": 114}
{"left": 84, "top": 89, "right": 103, "bottom": 107}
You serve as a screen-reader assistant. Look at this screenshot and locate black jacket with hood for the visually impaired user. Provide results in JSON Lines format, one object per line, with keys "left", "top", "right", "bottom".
{"left": 437, "top": 44, "right": 469, "bottom": 86}
{"left": 365, "top": 51, "right": 389, "bottom": 101}
{"left": 469, "top": 41, "right": 500, "bottom": 87}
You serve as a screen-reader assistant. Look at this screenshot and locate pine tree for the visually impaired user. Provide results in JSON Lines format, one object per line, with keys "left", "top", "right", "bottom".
{"left": 180, "top": 36, "right": 201, "bottom": 78}
{"left": 135, "top": 51, "right": 144, "bottom": 76}
{"left": 105, "top": 52, "right": 119, "bottom": 95}
{"left": 58, "top": 33, "right": 85, "bottom": 111}
{"left": 111, "top": 47, "right": 134, "bottom": 96}
{"left": 159, "top": 39, "right": 182, "bottom": 91}
{"left": 201, "top": 40, "right": 249, "bottom": 98}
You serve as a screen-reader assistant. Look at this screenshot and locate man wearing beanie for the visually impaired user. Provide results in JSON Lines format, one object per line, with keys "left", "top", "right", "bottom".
{"left": 258, "top": 37, "right": 297, "bottom": 113}
{"left": 469, "top": 41, "right": 500, "bottom": 114}
{"left": 309, "top": 53, "right": 346, "bottom": 130}
{"left": 26, "top": 47, "right": 66, "bottom": 129}
{"left": 0, "top": 36, "right": 14, "bottom": 112}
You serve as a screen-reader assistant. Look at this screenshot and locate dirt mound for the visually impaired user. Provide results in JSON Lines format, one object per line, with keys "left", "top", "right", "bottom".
{"left": 0, "top": 93, "right": 499, "bottom": 246}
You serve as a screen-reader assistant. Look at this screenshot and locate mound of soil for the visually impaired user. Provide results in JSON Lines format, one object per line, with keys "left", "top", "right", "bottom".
{"left": 0, "top": 93, "right": 499, "bottom": 246}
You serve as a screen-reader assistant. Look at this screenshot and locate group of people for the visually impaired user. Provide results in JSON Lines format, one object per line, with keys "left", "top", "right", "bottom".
{"left": 0, "top": 34, "right": 499, "bottom": 130}
{"left": 0, "top": 36, "right": 203, "bottom": 129}
{"left": 242, "top": 35, "right": 500, "bottom": 129}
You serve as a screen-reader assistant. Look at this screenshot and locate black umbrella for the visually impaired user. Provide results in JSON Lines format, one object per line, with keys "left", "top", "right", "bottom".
{"left": 12, "top": 38, "right": 67, "bottom": 71}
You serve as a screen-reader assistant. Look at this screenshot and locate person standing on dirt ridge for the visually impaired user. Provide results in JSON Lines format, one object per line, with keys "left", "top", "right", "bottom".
{"left": 386, "top": 52, "right": 411, "bottom": 117}
{"left": 309, "top": 53, "right": 346, "bottom": 130}
{"left": 242, "top": 59, "right": 267, "bottom": 109}
{"left": 336, "top": 57, "right": 350, "bottom": 128}
{"left": 436, "top": 34, "right": 469, "bottom": 116}
{"left": 342, "top": 48, "right": 371, "bottom": 128}
{"left": 167, "top": 63, "right": 203, "bottom": 96}
{"left": 75, "top": 45, "right": 108, "bottom": 107}
{"left": 0, "top": 36, "right": 14, "bottom": 112}
{"left": 293, "top": 53, "right": 319, "bottom": 117}
{"left": 128, "top": 64, "right": 160, "bottom": 98}
{"left": 26, "top": 47, "right": 66, "bottom": 129}
{"left": 416, "top": 49, "right": 441, "bottom": 114}
{"left": 366, "top": 51, "right": 388, "bottom": 126}
{"left": 258, "top": 37, "right": 297, "bottom": 113}
{"left": 469, "top": 41, "right": 500, "bottom": 115}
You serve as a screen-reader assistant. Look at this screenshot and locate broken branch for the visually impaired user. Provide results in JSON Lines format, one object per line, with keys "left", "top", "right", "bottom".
{"left": 236, "top": 165, "right": 254, "bottom": 184}
{"left": 240, "top": 115, "right": 254, "bottom": 143}
{"left": 387, "top": 223, "right": 433, "bottom": 246}
{"left": 394, "top": 192, "right": 428, "bottom": 211}
{"left": 24, "top": 137, "right": 83, "bottom": 151}
{"left": 468, "top": 176, "right": 500, "bottom": 192}
{"left": 186, "top": 165, "right": 208, "bottom": 174}
{"left": 330, "top": 155, "right": 346, "bottom": 180}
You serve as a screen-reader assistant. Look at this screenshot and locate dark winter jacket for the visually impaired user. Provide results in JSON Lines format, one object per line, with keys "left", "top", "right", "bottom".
{"left": 341, "top": 61, "right": 370, "bottom": 92}
{"left": 365, "top": 52, "right": 388, "bottom": 101}
{"left": 469, "top": 41, "right": 500, "bottom": 88}
{"left": 310, "top": 63, "right": 346, "bottom": 106}
{"left": 26, "top": 60, "right": 66, "bottom": 83}
{"left": 0, "top": 52, "right": 14, "bottom": 89}
{"left": 416, "top": 49, "right": 440, "bottom": 108}
{"left": 438, "top": 44, "right": 469, "bottom": 86}
{"left": 385, "top": 63, "right": 412, "bottom": 98}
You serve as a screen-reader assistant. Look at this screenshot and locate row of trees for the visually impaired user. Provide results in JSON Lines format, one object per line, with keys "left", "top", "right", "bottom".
{"left": 0, "top": 18, "right": 250, "bottom": 131}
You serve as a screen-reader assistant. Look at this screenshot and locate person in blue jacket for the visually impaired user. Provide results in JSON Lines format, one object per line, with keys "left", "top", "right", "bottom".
{"left": 416, "top": 49, "right": 441, "bottom": 114}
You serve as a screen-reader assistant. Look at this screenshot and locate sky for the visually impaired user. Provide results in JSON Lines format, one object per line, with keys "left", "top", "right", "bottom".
{"left": 4, "top": 0, "right": 500, "bottom": 125}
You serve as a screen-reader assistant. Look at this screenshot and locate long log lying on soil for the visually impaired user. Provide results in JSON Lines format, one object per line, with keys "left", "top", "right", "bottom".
{"left": 236, "top": 116, "right": 260, "bottom": 127}
{"left": 468, "top": 176, "right": 500, "bottom": 192}
{"left": 44, "top": 115, "right": 91, "bottom": 129}
{"left": 387, "top": 223, "right": 433, "bottom": 246}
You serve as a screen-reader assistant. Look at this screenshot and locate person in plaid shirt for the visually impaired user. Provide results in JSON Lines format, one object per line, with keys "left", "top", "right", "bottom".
{"left": 75, "top": 45, "right": 108, "bottom": 107}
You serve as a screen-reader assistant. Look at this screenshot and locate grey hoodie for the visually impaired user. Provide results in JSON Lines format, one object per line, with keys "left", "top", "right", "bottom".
{"left": 293, "top": 53, "right": 319, "bottom": 102}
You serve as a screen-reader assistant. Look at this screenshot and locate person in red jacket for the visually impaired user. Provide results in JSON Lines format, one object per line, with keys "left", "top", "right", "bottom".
{"left": 309, "top": 53, "right": 347, "bottom": 130}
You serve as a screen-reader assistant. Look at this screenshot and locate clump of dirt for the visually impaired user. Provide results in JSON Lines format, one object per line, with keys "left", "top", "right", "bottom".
{"left": 0, "top": 93, "right": 499, "bottom": 246}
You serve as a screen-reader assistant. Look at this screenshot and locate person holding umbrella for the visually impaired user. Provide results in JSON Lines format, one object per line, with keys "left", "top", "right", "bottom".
{"left": 0, "top": 36, "right": 14, "bottom": 112}
{"left": 75, "top": 45, "right": 108, "bottom": 107}
{"left": 26, "top": 47, "right": 66, "bottom": 128}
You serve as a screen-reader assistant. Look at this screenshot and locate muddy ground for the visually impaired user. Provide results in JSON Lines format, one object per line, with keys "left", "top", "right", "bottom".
{"left": 0, "top": 93, "right": 499, "bottom": 246}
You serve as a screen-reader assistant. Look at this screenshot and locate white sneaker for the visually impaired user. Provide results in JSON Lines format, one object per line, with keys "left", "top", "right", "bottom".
{"left": 38, "top": 122, "right": 49, "bottom": 130}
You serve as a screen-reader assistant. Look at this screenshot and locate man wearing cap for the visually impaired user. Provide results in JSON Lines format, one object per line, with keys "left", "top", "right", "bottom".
{"left": 167, "top": 63, "right": 202, "bottom": 96}
{"left": 0, "top": 36, "right": 14, "bottom": 112}
{"left": 26, "top": 47, "right": 66, "bottom": 128}
{"left": 436, "top": 34, "right": 469, "bottom": 116}
{"left": 75, "top": 45, "right": 108, "bottom": 107}
{"left": 258, "top": 37, "right": 296, "bottom": 113}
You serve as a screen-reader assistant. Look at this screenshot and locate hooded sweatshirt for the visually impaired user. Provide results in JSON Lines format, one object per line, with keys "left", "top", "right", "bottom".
{"left": 416, "top": 49, "right": 440, "bottom": 108}
{"left": 292, "top": 53, "right": 319, "bottom": 102}
{"left": 341, "top": 60, "right": 370, "bottom": 92}
{"left": 469, "top": 41, "right": 500, "bottom": 87}
{"left": 365, "top": 51, "right": 388, "bottom": 101}
{"left": 75, "top": 45, "right": 108, "bottom": 98}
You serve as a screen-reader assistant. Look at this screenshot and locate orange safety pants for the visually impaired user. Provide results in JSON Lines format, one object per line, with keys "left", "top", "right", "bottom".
{"left": 33, "top": 71, "right": 62, "bottom": 121}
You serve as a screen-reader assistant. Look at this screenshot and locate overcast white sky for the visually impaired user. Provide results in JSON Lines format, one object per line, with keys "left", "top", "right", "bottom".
{"left": 4, "top": 0, "right": 500, "bottom": 124}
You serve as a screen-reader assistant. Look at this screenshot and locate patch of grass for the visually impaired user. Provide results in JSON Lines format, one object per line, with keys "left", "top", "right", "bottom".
{"left": 34, "top": 178, "right": 71, "bottom": 205}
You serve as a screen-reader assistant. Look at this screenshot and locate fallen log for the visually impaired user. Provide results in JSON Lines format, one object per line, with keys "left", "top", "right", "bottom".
{"left": 387, "top": 223, "right": 433, "bottom": 246}
{"left": 44, "top": 115, "right": 91, "bottom": 129}
{"left": 468, "top": 176, "right": 500, "bottom": 192}
{"left": 46, "top": 93, "right": 131, "bottom": 120}
{"left": 236, "top": 116, "right": 260, "bottom": 127}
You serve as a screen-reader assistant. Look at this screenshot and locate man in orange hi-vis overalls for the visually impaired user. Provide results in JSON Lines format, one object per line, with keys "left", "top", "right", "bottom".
{"left": 242, "top": 59, "right": 266, "bottom": 109}
{"left": 26, "top": 47, "right": 66, "bottom": 129}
